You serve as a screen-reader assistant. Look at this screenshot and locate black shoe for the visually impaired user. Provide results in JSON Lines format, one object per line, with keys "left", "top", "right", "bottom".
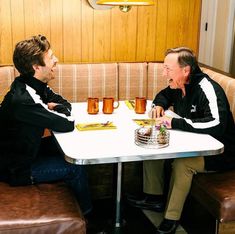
{"left": 156, "top": 218, "right": 179, "bottom": 234}
{"left": 126, "top": 193, "right": 165, "bottom": 212}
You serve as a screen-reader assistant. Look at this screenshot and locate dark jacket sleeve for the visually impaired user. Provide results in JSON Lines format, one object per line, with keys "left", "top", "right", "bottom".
{"left": 13, "top": 94, "right": 74, "bottom": 132}
{"left": 172, "top": 83, "right": 229, "bottom": 138}
{"left": 45, "top": 86, "right": 72, "bottom": 116}
{"left": 171, "top": 95, "right": 228, "bottom": 137}
{"left": 152, "top": 87, "right": 175, "bottom": 109}
{"left": 152, "top": 80, "right": 230, "bottom": 138}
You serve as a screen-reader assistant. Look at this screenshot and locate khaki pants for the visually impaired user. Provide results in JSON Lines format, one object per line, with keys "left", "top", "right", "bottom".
{"left": 143, "top": 157, "right": 205, "bottom": 220}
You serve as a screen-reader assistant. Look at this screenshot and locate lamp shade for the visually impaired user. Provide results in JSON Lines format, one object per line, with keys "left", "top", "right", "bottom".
{"left": 96, "top": 0, "right": 154, "bottom": 6}
{"left": 88, "top": 0, "right": 114, "bottom": 9}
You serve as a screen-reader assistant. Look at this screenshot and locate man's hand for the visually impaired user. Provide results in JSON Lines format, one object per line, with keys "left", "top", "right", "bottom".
{"left": 156, "top": 115, "right": 173, "bottom": 129}
{"left": 148, "top": 106, "right": 165, "bottom": 119}
{"left": 47, "top": 102, "right": 58, "bottom": 110}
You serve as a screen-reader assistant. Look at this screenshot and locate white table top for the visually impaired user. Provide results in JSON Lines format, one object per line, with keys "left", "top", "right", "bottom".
{"left": 53, "top": 101, "right": 224, "bottom": 165}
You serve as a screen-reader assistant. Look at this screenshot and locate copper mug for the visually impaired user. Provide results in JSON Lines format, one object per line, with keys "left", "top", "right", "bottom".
{"left": 102, "top": 97, "right": 119, "bottom": 114}
{"left": 87, "top": 97, "right": 99, "bottom": 114}
{"left": 135, "top": 97, "right": 146, "bottom": 114}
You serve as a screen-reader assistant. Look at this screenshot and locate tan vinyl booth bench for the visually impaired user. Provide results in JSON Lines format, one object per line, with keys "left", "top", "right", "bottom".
{"left": 1, "top": 62, "right": 235, "bottom": 234}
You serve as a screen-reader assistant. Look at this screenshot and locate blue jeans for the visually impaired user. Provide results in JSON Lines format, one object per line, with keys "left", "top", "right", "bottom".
{"left": 31, "top": 137, "right": 92, "bottom": 214}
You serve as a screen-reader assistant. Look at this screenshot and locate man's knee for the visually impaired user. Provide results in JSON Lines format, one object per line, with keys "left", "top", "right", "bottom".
{"left": 172, "top": 157, "right": 204, "bottom": 175}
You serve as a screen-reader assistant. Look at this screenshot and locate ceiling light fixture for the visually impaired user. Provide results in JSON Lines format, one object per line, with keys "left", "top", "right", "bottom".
{"left": 96, "top": 0, "right": 154, "bottom": 13}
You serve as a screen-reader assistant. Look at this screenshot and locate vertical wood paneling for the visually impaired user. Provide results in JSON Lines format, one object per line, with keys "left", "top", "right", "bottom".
{"left": 167, "top": 0, "right": 190, "bottom": 48}
{"left": 186, "top": 0, "right": 201, "bottom": 54}
{"left": 0, "top": 0, "right": 12, "bottom": 64}
{"left": 81, "top": 0, "right": 94, "bottom": 62}
{"left": 63, "top": 0, "right": 82, "bottom": 62}
{"left": 0, "top": 0, "right": 201, "bottom": 65}
{"left": 111, "top": 7, "right": 137, "bottom": 61}
{"left": 93, "top": 10, "right": 111, "bottom": 62}
{"left": 24, "top": 0, "right": 51, "bottom": 38}
{"left": 136, "top": 5, "right": 157, "bottom": 61}
{"left": 155, "top": 0, "right": 168, "bottom": 61}
{"left": 11, "top": 0, "right": 25, "bottom": 48}
{"left": 50, "top": 0, "right": 63, "bottom": 62}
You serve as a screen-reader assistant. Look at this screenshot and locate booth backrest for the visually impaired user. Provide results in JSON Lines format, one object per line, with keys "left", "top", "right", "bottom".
{"left": 1, "top": 63, "right": 235, "bottom": 120}
{"left": 118, "top": 62, "right": 148, "bottom": 100}
{"left": 147, "top": 62, "right": 168, "bottom": 100}
{"left": 201, "top": 67, "right": 235, "bottom": 119}
{"left": 0, "top": 66, "right": 15, "bottom": 102}
{"left": 50, "top": 63, "right": 119, "bottom": 102}
{"left": 50, "top": 62, "right": 149, "bottom": 101}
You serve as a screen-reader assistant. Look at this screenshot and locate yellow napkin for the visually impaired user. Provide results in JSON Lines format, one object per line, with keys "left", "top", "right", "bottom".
{"left": 133, "top": 119, "right": 156, "bottom": 126}
{"left": 76, "top": 122, "right": 116, "bottom": 131}
{"left": 125, "top": 100, "right": 135, "bottom": 110}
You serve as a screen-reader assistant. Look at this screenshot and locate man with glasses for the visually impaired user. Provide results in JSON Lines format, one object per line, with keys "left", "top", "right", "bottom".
{"left": 127, "top": 47, "right": 235, "bottom": 234}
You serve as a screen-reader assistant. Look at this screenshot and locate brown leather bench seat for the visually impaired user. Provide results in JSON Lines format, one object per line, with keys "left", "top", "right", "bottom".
{"left": 0, "top": 182, "right": 85, "bottom": 234}
{"left": 191, "top": 171, "right": 235, "bottom": 233}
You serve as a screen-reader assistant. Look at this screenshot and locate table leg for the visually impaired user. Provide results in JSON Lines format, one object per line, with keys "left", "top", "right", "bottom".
{"left": 115, "top": 162, "right": 122, "bottom": 228}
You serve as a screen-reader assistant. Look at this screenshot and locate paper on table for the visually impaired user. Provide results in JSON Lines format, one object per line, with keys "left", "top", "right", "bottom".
{"left": 125, "top": 100, "right": 135, "bottom": 110}
{"left": 76, "top": 122, "right": 117, "bottom": 131}
{"left": 133, "top": 119, "right": 155, "bottom": 126}
{"left": 133, "top": 110, "right": 181, "bottom": 126}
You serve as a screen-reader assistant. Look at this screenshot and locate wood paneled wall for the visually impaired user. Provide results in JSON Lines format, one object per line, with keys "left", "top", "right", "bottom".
{"left": 0, "top": 0, "right": 201, "bottom": 65}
